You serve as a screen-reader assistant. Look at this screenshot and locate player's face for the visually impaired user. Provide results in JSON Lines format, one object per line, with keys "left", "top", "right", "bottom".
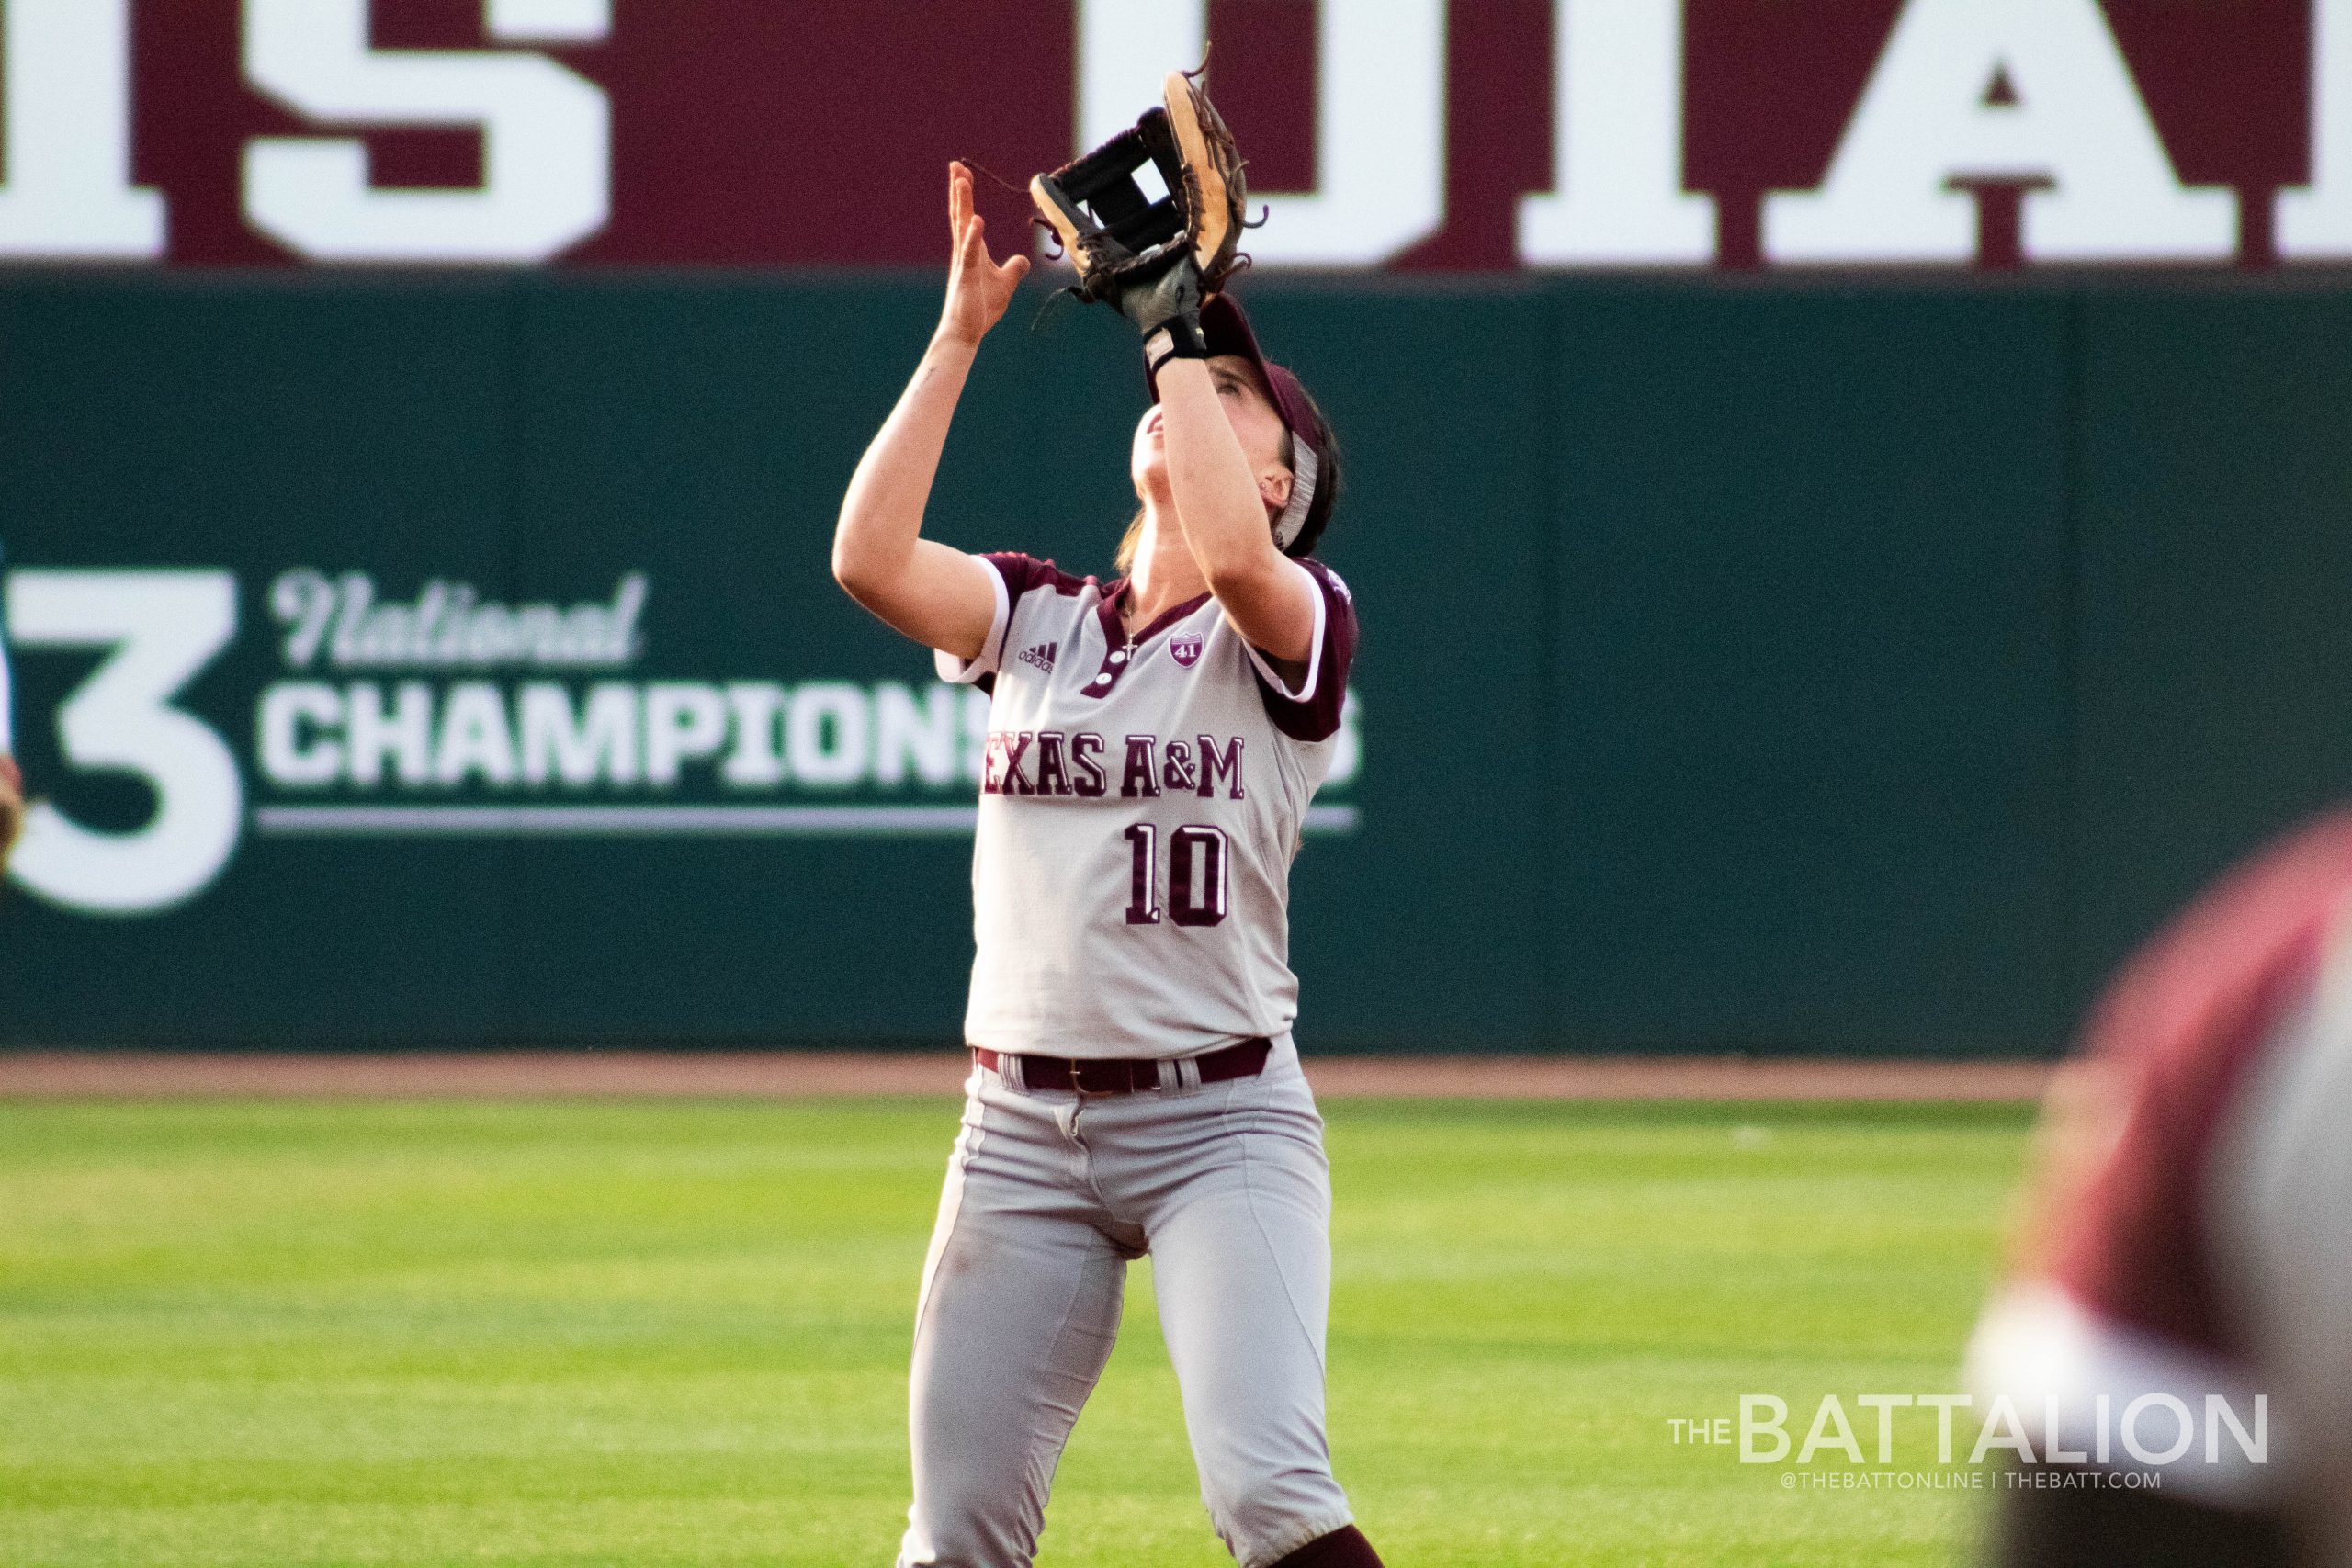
{"left": 1131, "top": 355, "right": 1295, "bottom": 513}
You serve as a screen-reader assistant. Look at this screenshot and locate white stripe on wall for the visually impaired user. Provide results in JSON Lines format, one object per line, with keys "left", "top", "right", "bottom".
{"left": 253, "top": 804, "right": 1361, "bottom": 837}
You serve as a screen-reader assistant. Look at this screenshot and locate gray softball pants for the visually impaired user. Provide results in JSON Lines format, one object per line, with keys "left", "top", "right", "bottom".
{"left": 895, "top": 1034, "right": 1355, "bottom": 1568}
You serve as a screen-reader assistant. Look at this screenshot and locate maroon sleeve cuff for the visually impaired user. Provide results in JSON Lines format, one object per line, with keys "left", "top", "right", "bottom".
{"left": 1249, "top": 558, "right": 1357, "bottom": 742}
{"left": 934, "top": 553, "right": 1086, "bottom": 685}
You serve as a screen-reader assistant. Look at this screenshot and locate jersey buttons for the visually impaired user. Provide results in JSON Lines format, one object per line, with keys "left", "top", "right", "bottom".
{"left": 1085, "top": 643, "right": 1132, "bottom": 697}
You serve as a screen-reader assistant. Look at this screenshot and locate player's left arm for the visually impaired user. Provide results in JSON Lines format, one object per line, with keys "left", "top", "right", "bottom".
{"left": 1155, "top": 357, "right": 1317, "bottom": 665}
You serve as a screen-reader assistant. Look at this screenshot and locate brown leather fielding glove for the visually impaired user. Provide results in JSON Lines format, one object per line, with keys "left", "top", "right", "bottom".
{"left": 1030, "top": 67, "right": 1247, "bottom": 351}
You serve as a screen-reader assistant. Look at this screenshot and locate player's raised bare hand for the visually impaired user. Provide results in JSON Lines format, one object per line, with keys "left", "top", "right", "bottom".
{"left": 938, "top": 162, "right": 1030, "bottom": 347}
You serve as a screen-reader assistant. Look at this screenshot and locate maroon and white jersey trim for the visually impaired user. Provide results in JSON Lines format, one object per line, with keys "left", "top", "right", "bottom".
{"left": 1969, "top": 809, "right": 2352, "bottom": 1534}
{"left": 2043, "top": 814, "right": 2352, "bottom": 1359}
{"left": 1241, "top": 566, "right": 1327, "bottom": 702}
{"left": 1966, "top": 1280, "right": 2276, "bottom": 1507}
{"left": 941, "top": 554, "right": 1358, "bottom": 745}
{"left": 2205, "top": 919, "right": 2352, "bottom": 1535}
{"left": 1246, "top": 558, "right": 1355, "bottom": 744}
{"left": 935, "top": 557, "right": 1013, "bottom": 684}
{"left": 935, "top": 553, "right": 1091, "bottom": 686}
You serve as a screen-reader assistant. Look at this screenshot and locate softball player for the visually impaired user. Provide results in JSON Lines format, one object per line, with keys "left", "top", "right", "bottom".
{"left": 1969, "top": 808, "right": 2352, "bottom": 1564}
{"left": 831, "top": 164, "right": 1382, "bottom": 1568}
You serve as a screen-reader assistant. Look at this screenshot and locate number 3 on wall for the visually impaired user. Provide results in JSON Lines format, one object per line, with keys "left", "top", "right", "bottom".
{"left": 6, "top": 571, "right": 243, "bottom": 916}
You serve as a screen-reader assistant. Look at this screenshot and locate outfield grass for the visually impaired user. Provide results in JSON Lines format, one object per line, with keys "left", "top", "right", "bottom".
{"left": 0, "top": 1096, "right": 2033, "bottom": 1566}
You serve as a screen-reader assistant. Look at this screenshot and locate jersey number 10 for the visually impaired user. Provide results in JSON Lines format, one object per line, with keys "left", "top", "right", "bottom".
{"left": 1122, "top": 823, "right": 1229, "bottom": 928}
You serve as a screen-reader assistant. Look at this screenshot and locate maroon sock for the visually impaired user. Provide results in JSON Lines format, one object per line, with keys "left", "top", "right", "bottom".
{"left": 1269, "top": 1524, "right": 1385, "bottom": 1568}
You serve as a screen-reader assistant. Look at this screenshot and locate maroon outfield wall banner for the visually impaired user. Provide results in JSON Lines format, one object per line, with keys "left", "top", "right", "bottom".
{"left": 4, "top": 0, "right": 2345, "bottom": 272}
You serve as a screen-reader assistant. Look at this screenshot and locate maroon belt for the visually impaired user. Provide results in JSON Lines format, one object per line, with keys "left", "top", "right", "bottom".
{"left": 972, "top": 1038, "right": 1272, "bottom": 1095}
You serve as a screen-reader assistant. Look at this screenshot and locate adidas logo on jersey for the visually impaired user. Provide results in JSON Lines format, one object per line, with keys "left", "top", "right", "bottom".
{"left": 1017, "top": 642, "right": 1057, "bottom": 674}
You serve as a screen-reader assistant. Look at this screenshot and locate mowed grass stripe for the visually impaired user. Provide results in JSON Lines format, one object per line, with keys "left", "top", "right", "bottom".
{"left": 0, "top": 1098, "right": 2032, "bottom": 1566}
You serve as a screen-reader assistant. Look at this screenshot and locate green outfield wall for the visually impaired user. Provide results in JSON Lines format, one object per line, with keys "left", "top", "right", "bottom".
{"left": 2, "top": 275, "right": 2346, "bottom": 1055}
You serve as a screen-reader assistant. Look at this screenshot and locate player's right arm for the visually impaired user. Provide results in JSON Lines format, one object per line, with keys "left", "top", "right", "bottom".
{"left": 831, "top": 162, "right": 1028, "bottom": 662}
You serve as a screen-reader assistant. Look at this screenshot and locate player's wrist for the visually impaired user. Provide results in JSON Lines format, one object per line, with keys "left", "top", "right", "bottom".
{"left": 1143, "top": 319, "right": 1207, "bottom": 378}
{"left": 1118, "top": 254, "right": 1206, "bottom": 372}
{"left": 926, "top": 324, "right": 986, "bottom": 359}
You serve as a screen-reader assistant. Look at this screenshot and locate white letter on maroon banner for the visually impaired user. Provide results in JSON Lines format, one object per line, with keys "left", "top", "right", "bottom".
{"left": 1072, "top": 0, "right": 1447, "bottom": 266}
{"left": 2280, "top": 0, "right": 2352, "bottom": 257}
{"left": 1762, "top": 0, "right": 2235, "bottom": 265}
{"left": 0, "top": 0, "right": 164, "bottom": 257}
{"left": 1518, "top": 0, "right": 1715, "bottom": 266}
{"left": 243, "top": 0, "right": 611, "bottom": 262}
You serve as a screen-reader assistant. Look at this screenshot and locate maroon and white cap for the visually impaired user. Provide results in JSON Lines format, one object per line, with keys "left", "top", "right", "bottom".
{"left": 1147, "top": 293, "right": 1325, "bottom": 552}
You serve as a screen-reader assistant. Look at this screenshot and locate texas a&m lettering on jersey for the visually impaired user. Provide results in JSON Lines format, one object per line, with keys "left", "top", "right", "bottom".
{"left": 980, "top": 731, "right": 1244, "bottom": 800}
{"left": 937, "top": 550, "right": 1356, "bottom": 1060}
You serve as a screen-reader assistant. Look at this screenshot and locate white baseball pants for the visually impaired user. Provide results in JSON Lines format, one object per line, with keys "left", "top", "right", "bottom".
{"left": 896, "top": 1034, "right": 1356, "bottom": 1568}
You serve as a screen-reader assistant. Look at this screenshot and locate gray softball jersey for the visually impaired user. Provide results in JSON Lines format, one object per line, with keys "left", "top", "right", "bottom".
{"left": 935, "top": 551, "right": 1357, "bottom": 1061}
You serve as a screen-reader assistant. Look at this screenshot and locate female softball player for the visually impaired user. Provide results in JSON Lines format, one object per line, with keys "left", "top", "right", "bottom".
{"left": 831, "top": 163, "right": 1381, "bottom": 1568}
